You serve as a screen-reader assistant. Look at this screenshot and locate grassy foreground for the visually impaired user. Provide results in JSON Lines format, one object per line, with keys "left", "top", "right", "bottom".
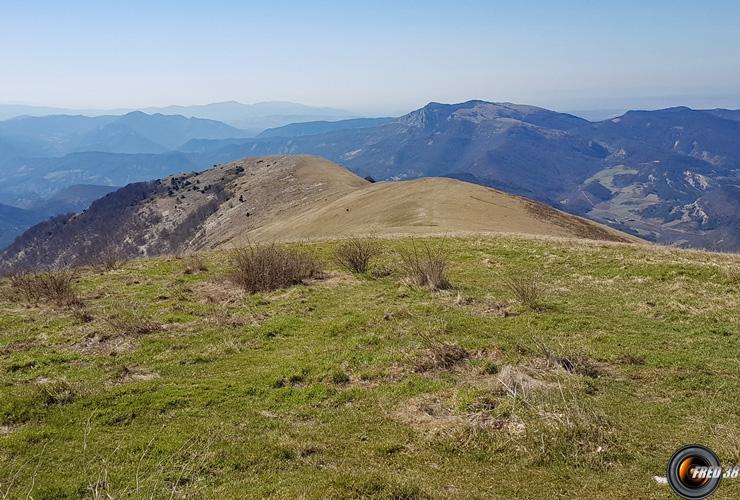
{"left": 0, "top": 236, "right": 738, "bottom": 498}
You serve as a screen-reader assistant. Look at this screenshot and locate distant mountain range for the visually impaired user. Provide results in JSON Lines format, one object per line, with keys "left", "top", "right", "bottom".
{"left": 0, "top": 112, "right": 248, "bottom": 157}
{"left": 0, "top": 100, "right": 738, "bottom": 252}
{"left": 0, "top": 101, "right": 356, "bottom": 132}
{"left": 167, "top": 101, "right": 739, "bottom": 250}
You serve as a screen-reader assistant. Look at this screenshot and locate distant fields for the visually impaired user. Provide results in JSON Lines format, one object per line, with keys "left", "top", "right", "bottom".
{"left": 1, "top": 236, "right": 738, "bottom": 498}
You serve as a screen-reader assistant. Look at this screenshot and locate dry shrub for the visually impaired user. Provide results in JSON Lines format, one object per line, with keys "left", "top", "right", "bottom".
{"left": 504, "top": 275, "right": 544, "bottom": 310}
{"left": 228, "top": 243, "right": 322, "bottom": 293}
{"left": 399, "top": 241, "right": 452, "bottom": 290}
{"left": 106, "top": 307, "right": 161, "bottom": 336}
{"left": 10, "top": 269, "right": 83, "bottom": 308}
{"left": 98, "top": 246, "right": 124, "bottom": 271}
{"left": 183, "top": 254, "right": 209, "bottom": 274}
{"left": 334, "top": 238, "right": 382, "bottom": 273}
{"left": 415, "top": 334, "right": 470, "bottom": 372}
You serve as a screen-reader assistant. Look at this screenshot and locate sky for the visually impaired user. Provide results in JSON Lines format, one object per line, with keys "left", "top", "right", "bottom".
{"left": 1, "top": 0, "right": 739, "bottom": 115}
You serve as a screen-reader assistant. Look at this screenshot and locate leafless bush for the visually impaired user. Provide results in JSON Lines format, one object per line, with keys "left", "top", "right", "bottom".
{"left": 10, "top": 269, "right": 83, "bottom": 307}
{"left": 399, "top": 241, "right": 452, "bottom": 290}
{"left": 504, "top": 275, "right": 544, "bottom": 310}
{"left": 228, "top": 243, "right": 322, "bottom": 293}
{"left": 334, "top": 238, "right": 381, "bottom": 273}
{"left": 98, "top": 245, "right": 124, "bottom": 271}
{"left": 183, "top": 254, "right": 209, "bottom": 274}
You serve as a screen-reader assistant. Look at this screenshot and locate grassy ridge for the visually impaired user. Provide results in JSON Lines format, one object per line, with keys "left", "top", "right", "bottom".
{"left": 0, "top": 236, "right": 738, "bottom": 498}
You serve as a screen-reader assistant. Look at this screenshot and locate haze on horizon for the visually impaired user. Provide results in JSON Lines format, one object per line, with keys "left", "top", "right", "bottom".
{"left": 2, "top": 0, "right": 740, "bottom": 116}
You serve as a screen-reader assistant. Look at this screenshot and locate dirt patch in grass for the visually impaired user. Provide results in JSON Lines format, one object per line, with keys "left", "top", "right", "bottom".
{"left": 395, "top": 395, "right": 466, "bottom": 435}
{"left": 448, "top": 293, "right": 514, "bottom": 318}
{"left": 74, "top": 332, "right": 137, "bottom": 355}
{"left": 413, "top": 339, "right": 470, "bottom": 372}
{"left": 193, "top": 280, "right": 246, "bottom": 305}
{"left": 0, "top": 424, "right": 18, "bottom": 435}
{"left": 495, "top": 364, "right": 552, "bottom": 396}
{"left": 0, "top": 340, "right": 36, "bottom": 355}
{"left": 396, "top": 394, "right": 526, "bottom": 437}
{"left": 112, "top": 366, "right": 160, "bottom": 384}
{"left": 306, "top": 271, "right": 360, "bottom": 288}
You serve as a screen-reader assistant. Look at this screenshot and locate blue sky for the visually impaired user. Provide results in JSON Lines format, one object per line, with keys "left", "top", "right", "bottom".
{"left": 1, "top": 0, "right": 739, "bottom": 114}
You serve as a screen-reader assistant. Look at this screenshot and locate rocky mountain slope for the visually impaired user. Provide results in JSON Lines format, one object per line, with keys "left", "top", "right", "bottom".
{"left": 0, "top": 204, "right": 46, "bottom": 250}
{"left": 0, "top": 156, "right": 636, "bottom": 274}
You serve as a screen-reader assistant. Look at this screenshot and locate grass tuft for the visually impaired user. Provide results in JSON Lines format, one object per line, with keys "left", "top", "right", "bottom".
{"left": 504, "top": 275, "right": 544, "bottom": 310}
{"left": 399, "top": 241, "right": 452, "bottom": 290}
{"left": 106, "top": 307, "right": 161, "bottom": 336}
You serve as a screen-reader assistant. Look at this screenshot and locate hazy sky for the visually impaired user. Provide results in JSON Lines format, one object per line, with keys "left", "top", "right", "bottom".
{"left": 2, "top": 0, "right": 739, "bottom": 115}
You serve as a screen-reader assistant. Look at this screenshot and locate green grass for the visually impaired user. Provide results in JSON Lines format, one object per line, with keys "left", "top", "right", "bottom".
{"left": 0, "top": 236, "right": 738, "bottom": 498}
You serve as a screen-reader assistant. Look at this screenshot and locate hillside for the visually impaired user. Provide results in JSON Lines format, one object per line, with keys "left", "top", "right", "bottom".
{"left": 0, "top": 235, "right": 738, "bottom": 497}
{"left": 2, "top": 101, "right": 738, "bottom": 251}
{"left": 0, "top": 203, "right": 45, "bottom": 250}
{"left": 174, "top": 101, "right": 740, "bottom": 251}
{"left": 0, "top": 156, "right": 637, "bottom": 274}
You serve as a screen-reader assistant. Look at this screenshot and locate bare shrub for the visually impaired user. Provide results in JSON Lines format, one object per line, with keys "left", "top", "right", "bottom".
{"left": 334, "top": 238, "right": 381, "bottom": 273}
{"left": 399, "top": 241, "right": 452, "bottom": 290}
{"left": 504, "top": 275, "right": 544, "bottom": 310}
{"left": 183, "top": 254, "right": 209, "bottom": 274}
{"left": 228, "top": 243, "right": 322, "bottom": 293}
{"left": 106, "top": 307, "right": 161, "bottom": 336}
{"left": 10, "top": 269, "right": 83, "bottom": 307}
{"left": 98, "top": 245, "right": 124, "bottom": 271}
{"left": 414, "top": 333, "right": 469, "bottom": 372}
